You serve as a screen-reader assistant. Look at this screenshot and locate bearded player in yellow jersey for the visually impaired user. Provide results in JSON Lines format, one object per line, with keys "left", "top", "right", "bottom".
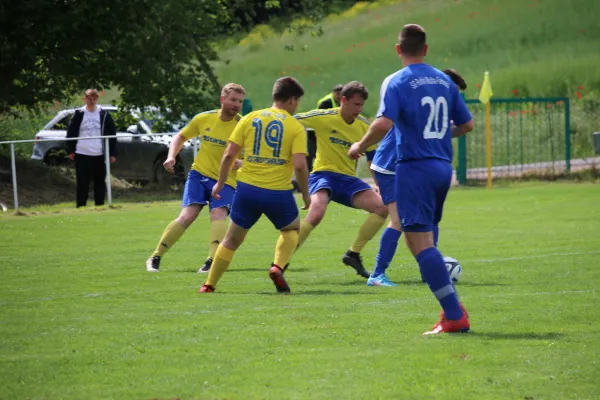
{"left": 200, "top": 77, "right": 310, "bottom": 294}
{"left": 146, "top": 83, "right": 245, "bottom": 273}
{"left": 294, "top": 81, "right": 388, "bottom": 279}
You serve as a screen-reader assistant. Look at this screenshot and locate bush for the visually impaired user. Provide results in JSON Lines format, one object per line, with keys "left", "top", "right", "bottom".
{"left": 0, "top": 106, "right": 59, "bottom": 159}
{"left": 570, "top": 90, "right": 600, "bottom": 159}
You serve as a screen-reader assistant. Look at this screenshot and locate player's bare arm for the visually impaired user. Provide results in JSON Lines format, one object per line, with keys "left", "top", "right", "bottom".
{"left": 451, "top": 120, "right": 474, "bottom": 138}
{"left": 212, "top": 142, "right": 240, "bottom": 199}
{"left": 348, "top": 117, "right": 393, "bottom": 160}
{"left": 292, "top": 153, "right": 311, "bottom": 210}
{"left": 163, "top": 132, "right": 188, "bottom": 173}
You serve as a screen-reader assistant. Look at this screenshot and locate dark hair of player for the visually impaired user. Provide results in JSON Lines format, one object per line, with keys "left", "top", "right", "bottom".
{"left": 399, "top": 24, "right": 427, "bottom": 56}
{"left": 272, "top": 77, "right": 305, "bottom": 102}
{"left": 341, "top": 81, "right": 369, "bottom": 101}
{"left": 443, "top": 69, "right": 467, "bottom": 91}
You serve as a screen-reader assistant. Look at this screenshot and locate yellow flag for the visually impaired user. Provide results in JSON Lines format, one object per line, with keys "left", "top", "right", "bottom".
{"left": 479, "top": 71, "right": 493, "bottom": 104}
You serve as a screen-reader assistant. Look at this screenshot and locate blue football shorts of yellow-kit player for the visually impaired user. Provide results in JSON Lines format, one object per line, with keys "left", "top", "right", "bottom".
{"left": 295, "top": 108, "right": 376, "bottom": 208}
{"left": 228, "top": 107, "right": 308, "bottom": 229}
{"left": 179, "top": 110, "right": 240, "bottom": 211}
{"left": 182, "top": 170, "right": 235, "bottom": 211}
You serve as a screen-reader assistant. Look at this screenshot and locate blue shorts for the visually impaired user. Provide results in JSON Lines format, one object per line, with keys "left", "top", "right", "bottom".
{"left": 230, "top": 182, "right": 299, "bottom": 230}
{"left": 395, "top": 159, "right": 452, "bottom": 232}
{"left": 182, "top": 170, "right": 234, "bottom": 211}
{"left": 373, "top": 171, "right": 396, "bottom": 206}
{"left": 308, "top": 171, "right": 372, "bottom": 208}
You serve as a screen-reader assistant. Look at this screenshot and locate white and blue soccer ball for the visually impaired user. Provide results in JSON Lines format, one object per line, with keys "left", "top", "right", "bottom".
{"left": 444, "top": 256, "right": 462, "bottom": 283}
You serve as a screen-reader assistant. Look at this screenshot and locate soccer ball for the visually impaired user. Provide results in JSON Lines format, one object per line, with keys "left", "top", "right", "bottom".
{"left": 444, "top": 256, "right": 462, "bottom": 283}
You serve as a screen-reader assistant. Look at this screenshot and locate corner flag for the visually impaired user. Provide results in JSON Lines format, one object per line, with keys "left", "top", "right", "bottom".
{"left": 479, "top": 71, "right": 493, "bottom": 104}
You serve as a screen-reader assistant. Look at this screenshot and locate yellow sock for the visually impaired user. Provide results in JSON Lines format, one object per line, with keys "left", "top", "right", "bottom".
{"left": 350, "top": 213, "right": 386, "bottom": 253}
{"left": 208, "top": 219, "right": 227, "bottom": 259}
{"left": 205, "top": 245, "right": 235, "bottom": 287}
{"left": 151, "top": 220, "right": 186, "bottom": 257}
{"left": 297, "top": 220, "right": 314, "bottom": 249}
{"left": 274, "top": 230, "right": 299, "bottom": 267}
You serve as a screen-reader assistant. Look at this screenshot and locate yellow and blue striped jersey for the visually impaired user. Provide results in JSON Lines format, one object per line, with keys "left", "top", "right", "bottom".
{"left": 229, "top": 108, "right": 307, "bottom": 190}
{"left": 295, "top": 108, "right": 375, "bottom": 176}
{"left": 180, "top": 110, "right": 241, "bottom": 188}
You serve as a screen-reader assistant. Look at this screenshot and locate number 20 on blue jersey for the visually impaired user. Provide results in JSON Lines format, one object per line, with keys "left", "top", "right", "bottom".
{"left": 252, "top": 118, "right": 283, "bottom": 157}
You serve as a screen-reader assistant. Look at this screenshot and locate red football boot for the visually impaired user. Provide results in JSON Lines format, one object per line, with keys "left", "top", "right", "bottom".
{"left": 269, "top": 264, "right": 291, "bottom": 293}
{"left": 423, "top": 304, "right": 470, "bottom": 335}
{"left": 199, "top": 284, "right": 215, "bottom": 293}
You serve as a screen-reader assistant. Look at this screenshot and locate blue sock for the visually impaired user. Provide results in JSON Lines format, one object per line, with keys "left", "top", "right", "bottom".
{"left": 433, "top": 225, "right": 439, "bottom": 247}
{"left": 372, "top": 228, "right": 401, "bottom": 276}
{"left": 416, "top": 247, "right": 462, "bottom": 320}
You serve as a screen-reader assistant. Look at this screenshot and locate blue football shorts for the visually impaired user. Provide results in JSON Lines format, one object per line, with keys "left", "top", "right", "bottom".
{"left": 182, "top": 170, "right": 234, "bottom": 211}
{"left": 394, "top": 159, "right": 452, "bottom": 232}
{"left": 373, "top": 170, "right": 396, "bottom": 206}
{"left": 230, "top": 181, "right": 299, "bottom": 230}
{"left": 308, "top": 171, "right": 372, "bottom": 208}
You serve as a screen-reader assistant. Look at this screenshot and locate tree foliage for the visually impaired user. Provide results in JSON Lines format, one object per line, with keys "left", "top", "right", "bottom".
{"left": 0, "top": 0, "right": 330, "bottom": 123}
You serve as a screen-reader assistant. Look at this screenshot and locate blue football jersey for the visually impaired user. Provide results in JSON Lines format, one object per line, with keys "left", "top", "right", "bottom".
{"left": 371, "top": 128, "right": 397, "bottom": 173}
{"left": 377, "top": 64, "right": 472, "bottom": 163}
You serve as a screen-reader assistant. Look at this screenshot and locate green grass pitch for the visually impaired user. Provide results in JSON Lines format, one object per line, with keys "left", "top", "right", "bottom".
{"left": 1, "top": 182, "right": 599, "bottom": 399}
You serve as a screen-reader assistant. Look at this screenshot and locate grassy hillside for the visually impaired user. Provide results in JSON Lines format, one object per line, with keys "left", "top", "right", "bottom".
{"left": 216, "top": 0, "right": 600, "bottom": 115}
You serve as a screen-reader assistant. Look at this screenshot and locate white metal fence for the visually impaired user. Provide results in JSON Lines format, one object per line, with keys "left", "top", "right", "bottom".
{"left": 0, "top": 133, "right": 198, "bottom": 211}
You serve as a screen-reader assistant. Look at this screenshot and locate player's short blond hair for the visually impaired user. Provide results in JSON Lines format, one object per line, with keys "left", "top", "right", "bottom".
{"left": 221, "top": 83, "right": 246, "bottom": 97}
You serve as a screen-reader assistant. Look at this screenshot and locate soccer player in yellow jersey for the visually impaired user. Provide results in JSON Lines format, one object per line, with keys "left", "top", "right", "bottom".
{"left": 146, "top": 83, "right": 245, "bottom": 273}
{"left": 294, "top": 81, "right": 388, "bottom": 278}
{"left": 200, "top": 77, "right": 310, "bottom": 294}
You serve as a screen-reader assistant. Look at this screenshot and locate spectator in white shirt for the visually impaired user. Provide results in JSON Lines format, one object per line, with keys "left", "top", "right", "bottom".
{"left": 66, "top": 89, "right": 117, "bottom": 207}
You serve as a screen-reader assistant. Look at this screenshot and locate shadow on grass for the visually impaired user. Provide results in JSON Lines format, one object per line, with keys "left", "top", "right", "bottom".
{"left": 230, "top": 267, "right": 311, "bottom": 273}
{"left": 454, "top": 282, "right": 510, "bottom": 287}
{"left": 331, "top": 280, "right": 370, "bottom": 286}
{"left": 332, "top": 279, "right": 508, "bottom": 287}
{"left": 255, "top": 290, "right": 382, "bottom": 296}
{"left": 172, "top": 267, "right": 311, "bottom": 273}
{"left": 470, "top": 332, "right": 565, "bottom": 340}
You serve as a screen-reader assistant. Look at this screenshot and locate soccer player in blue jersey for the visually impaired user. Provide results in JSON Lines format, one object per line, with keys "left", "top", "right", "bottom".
{"left": 349, "top": 24, "right": 473, "bottom": 334}
{"left": 367, "top": 69, "right": 468, "bottom": 287}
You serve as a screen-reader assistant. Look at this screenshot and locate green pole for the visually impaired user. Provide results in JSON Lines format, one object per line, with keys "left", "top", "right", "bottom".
{"left": 519, "top": 100, "right": 523, "bottom": 173}
{"left": 564, "top": 97, "right": 571, "bottom": 173}
{"left": 506, "top": 102, "right": 510, "bottom": 167}
{"left": 457, "top": 93, "right": 467, "bottom": 184}
{"left": 457, "top": 136, "right": 467, "bottom": 184}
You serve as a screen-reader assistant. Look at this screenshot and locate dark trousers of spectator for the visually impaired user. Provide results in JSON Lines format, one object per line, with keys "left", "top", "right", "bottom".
{"left": 75, "top": 154, "right": 106, "bottom": 207}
